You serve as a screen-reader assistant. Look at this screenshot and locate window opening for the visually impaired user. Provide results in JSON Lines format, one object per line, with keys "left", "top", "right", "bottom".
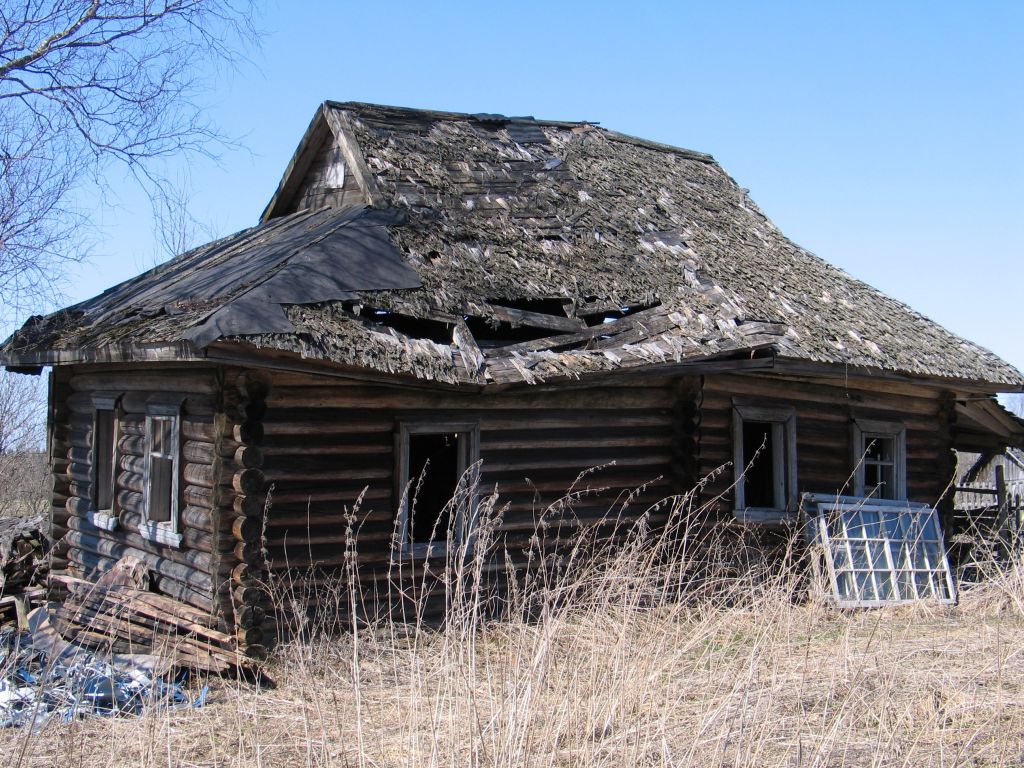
{"left": 852, "top": 420, "right": 906, "bottom": 500}
{"left": 147, "top": 415, "right": 177, "bottom": 525}
{"left": 93, "top": 409, "right": 116, "bottom": 512}
{"left": 806, "top": 494, "right": 956, "bottom": 607}
{"left": 408, "top": 433, "right": 460, "bottom": 544}
{"left": 732, "top": 404, "right": 797, "bottom": 515}
{"left": 397, "top": 422, "right": 480, "bottom": 555}
{"left": 140, "top": 397, "right": 184, "bottom": 547}
{"left": 742, "top": 421, "right": 777, "bottom": 508}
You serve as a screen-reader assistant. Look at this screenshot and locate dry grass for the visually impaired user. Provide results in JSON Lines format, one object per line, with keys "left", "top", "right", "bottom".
{"left": 4, "top": 490, "right": 1024, "bottom": 767}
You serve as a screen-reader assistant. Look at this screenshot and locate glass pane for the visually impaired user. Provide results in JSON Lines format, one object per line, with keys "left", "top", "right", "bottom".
{"left": 849, "top": 541, "right": 869, "bottom": 569}
{"left": 95, "top": 410, "right": 115, "bottom": 510}
{"left": 854, "top": 571, "right": 872, "bottom": 601}
{"left": 815, "top": 502, "right": 955, "bottom": 606}
{"left": 149, "top": 455, "right": 172, "bottom": 523}
{"left": 876, "top": 572, "right": 894, "bottom": 601}
{"left": 151, "top": 418, "right": 173, "bottom": 457}
{"left": 862, "top": 511, "right": 882, "bottom": 540}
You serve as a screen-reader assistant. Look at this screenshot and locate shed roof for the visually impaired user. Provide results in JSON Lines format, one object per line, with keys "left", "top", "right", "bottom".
{"left": 3, "top": 101, "right": 1021, "bottom": 390}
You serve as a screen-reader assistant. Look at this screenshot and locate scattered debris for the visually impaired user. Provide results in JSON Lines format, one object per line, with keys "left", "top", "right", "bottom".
{"left": 0, "top": 617, "right": 208, "bottom": 729}
{"left": 0, "top": 513, "right": 50, "bottom": 629}
{"left": 50, "top": 572, "right": 257, "bottom": 677}
{"left": 0, "top": 512, "right": 49, "bottom": 595}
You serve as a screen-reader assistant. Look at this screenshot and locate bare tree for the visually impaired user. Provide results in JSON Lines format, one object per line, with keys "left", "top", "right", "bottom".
{"left": 0, "top": 0, "right": 258, "bottom": 321}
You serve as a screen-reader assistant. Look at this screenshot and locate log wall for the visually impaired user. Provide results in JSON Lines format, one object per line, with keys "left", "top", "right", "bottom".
{"left": 697, "top": 373, "right": 956, "bottom": 517}
{"left": 57, "top": 366, "right": 233, "bottom": 618}
{"left": 254, "top": 370, "right": 684, "bottom": 625}
{"left": 47, "top": 361, "right": 961, "bottom": 648}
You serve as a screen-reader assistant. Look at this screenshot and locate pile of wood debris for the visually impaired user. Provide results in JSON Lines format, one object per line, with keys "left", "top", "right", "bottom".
{"left": 48, "top": 559, "right": 258, "bottom": 678}
{"left": 0, "top": 513, "right": 49, "bottom": 626}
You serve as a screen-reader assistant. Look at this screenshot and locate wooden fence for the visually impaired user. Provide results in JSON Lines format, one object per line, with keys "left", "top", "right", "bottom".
{"left": 953, "top": 464, "right": 1024, "bottom": 570}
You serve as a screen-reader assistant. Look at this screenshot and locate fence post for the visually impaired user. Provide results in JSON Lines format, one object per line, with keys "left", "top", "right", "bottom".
{"left": 995, "top": 465, "right": 1009, "bottom": 559}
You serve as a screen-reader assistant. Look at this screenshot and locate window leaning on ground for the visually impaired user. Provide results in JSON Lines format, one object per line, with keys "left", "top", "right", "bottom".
{"left": 852, "top": 419, "right": 906, "bottom": 500}
{"left": 140, "top": 398, "right": 184, "bottom": 548}
{"left": 88, "top": 394, "right": 121, "bottom": 531}
{"left": 395, "top": 422, "right": 480, "bottom": 556}
{"left": 806, "top": 494, "right": 956, "bottom": 606}
{"left": 732, "top": 404, "right": 798, "bottom": 516}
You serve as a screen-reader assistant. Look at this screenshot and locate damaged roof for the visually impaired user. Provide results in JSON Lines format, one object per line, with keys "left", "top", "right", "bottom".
{"left": 3, "top": 100, "right": 1022, "bottom": 389}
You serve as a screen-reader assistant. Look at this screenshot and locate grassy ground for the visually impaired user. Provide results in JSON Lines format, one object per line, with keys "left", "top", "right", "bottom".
{"left": 4, "top": 512, "right": 1024, "bottom": 768}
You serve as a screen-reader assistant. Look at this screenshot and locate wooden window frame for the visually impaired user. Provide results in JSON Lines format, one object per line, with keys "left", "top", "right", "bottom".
{"left": 88, "top": 393, "right": 121, "bottom": 531}
{"left": 732, "top": 403, "right": 798, "bottom": 518}
{"left": 852, "top": 419, "right": 907, "bottom": 501}
{"left": 394, "top": 420, "right": 480, "bottom": 558}
{"left": 805, "top": 493, "right": 956, "bottom": 607}
{"left": 140, "top": 397, "right": 185, "bottom": 548}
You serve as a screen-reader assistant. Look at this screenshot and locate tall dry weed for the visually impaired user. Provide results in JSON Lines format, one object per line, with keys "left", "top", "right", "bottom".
{"left": 3, "top": 476, "right": 1024, "bottom": 767}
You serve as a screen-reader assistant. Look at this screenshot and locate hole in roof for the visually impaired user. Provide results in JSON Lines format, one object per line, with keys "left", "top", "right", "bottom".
{"left": 487, "top": 297, "right": 572, "bottom": 318}
{"left": 345, "top": 303, "right": 454, "bottom": 345}
{"left": 580, "top": 300, "right": 662, "bottom": 327}
{"left": 463, "top": 315, "right": 555, "bottom": 349}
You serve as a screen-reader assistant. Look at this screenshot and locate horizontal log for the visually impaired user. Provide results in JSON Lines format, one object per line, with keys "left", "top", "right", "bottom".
{"left": 233, "top": 584, "right": 266, "bottom": 605}
{"left": 184, "top": 462, "right": 219, "bottom": 490}
{"left": 117, "top": 470, "right": 144, "bottom": 495}
{"left": 233, "top": 468, "right": 266, "bottom": 495}
{"left": 66, "top": 545, "right": 215, "bottom": 612}
{"left": 264, "top": 386, "right": 673, "bottom": 411}
{"left": 233, "top": 493, "right": 264, "bottom": 518}
{"left": 65, "top": 520, "right": 219, "bottom": 575}
{"left": 234, "top": 445, "right": 263, "bottom": 469}
{"left": 119, "top": 392, "right": 215, "bottom": 418}
{"left": 236, "top": 626, "right": 264, "bottom": 647}
{"left": 118, "top": 435, "right": 145, "bottom": 458}
{"left": 232, "top": 515, "right": 263, "bottom": 544}
{"left": 237, "top": 605, "right": 265, "bottom": 628}
{"left": 116, "top": 512, "right": 224, "bottom": 555}
{"left": 233, "top": 422, "right": 264, "bottom": 444}
{"left": 69, "top": 372, "right": 218, "bottom": 395}
{"left": 182, "top": 420, "right": 219, "bottom": 442}
{"left": 234, "top": 540, "right": 265, "bottom": 565}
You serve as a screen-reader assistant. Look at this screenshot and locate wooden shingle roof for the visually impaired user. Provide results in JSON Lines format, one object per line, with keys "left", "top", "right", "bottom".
{"left": 4, "top": 101, "right": 1021, "bottom": 390}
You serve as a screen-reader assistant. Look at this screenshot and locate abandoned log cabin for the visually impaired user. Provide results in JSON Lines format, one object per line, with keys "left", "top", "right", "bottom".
{"left": 3, "top": 101, "right": 1023, "bottom": 654}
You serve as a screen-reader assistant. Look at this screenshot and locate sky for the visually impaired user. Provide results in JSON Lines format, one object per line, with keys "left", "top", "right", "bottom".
{"left": 66, "top": 1, "right": 1024, "bottom": 380}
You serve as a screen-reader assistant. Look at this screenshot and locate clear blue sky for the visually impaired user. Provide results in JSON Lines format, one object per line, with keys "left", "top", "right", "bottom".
{"left": 68, "top": 1, "right": 1024, "bottom": 380}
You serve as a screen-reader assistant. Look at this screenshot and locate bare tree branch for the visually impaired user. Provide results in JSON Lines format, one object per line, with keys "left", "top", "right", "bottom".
{"left": 0, "top": 0, "right": 259, "bottom": 322}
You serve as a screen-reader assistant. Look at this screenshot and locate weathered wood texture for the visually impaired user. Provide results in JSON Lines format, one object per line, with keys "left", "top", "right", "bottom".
{"left": 286, "top": 137, "right": 364, "bottom": 214}
{"left": 697, "top": 373, "right": 955, "bottom": 516}
{"left": 255, "top": 370, "right": 683, "bottom": 625}
{"left": 59, "top": 366, "right": 229, "bottom": 619}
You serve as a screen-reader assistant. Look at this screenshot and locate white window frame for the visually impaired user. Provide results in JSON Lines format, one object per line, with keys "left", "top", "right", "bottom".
{"left": 852, "top": 419, "right": 907, "bottom": 501}
{"left": 732, "top": 403, "right": 798, "bottom": 519}
{"left": 140, "top": 398, "right": 184, "bottom": 548}
{"left": 395, "top": 421, "right": 480, "bottom": 558}
{"left": 805, "top": 493, "right": 956, "bottom": 607}
{"left": 88, "top": 393, "right": 121, "bottom": 531}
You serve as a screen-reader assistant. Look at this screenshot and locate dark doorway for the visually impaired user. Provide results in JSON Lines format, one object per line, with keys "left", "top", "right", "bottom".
{"left": 742, "top": 421, "right": 776, "bottom": 508}
{"left": 407, "top": 432, "right": 460, "bottom": 544}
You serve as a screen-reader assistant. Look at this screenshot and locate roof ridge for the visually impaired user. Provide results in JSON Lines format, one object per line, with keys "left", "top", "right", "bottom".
{"left": 323, "top": 100, "right": 716, "bottom": 162}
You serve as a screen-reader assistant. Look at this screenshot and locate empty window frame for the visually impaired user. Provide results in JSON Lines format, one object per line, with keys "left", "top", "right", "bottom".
{"left": 395, "top": 422, "right": 480, "bottom": 556}
{"left": 852, "top": 419, "right": 906, "bottom": 500}
{"left": 807, "top": 494, "right": 956, "bottom": 607}
{"left": 141, "top": 400, "right": 183, "bottom": 547}
{"left": 89, "top": 394, "right": 120, "bottom": 530}
{"left": 732, "top": 404, "right": 798, "bottom": 514}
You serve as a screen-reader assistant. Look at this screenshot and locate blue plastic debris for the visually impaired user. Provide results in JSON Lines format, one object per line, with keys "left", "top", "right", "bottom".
{"left": 0, "top": 627, "right": 209, "bottom": 729}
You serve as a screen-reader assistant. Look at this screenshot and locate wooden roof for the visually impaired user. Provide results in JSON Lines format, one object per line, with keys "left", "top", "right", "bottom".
{"left": 4, "top": 101, "right": 1022, "bottom": 390}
